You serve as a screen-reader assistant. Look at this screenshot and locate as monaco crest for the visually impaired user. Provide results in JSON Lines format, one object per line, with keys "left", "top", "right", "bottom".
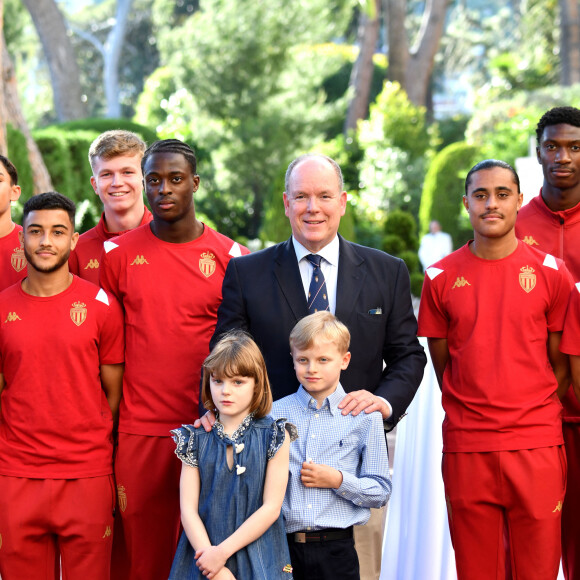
{"left": 11, "top": 246, "right": 26, "bottom": 272}
{"left": 519, "top": 265, "right": 536, "bottom": 293}
{"left": 70, "top": 301, "right": 87, "bottom": 326}
{"left": 199, "top": 251, "right": 216, "bottom": 278}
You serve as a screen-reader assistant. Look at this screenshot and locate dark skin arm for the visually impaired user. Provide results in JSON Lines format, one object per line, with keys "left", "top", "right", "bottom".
{"left": 0, "top": 373, "right": 4, "bottom": 413}
{"left": 547, "top": 332, "right": 571, "bottom": 399}
{"left": 100, "top": 364, "right": 124, "bottom": 434}
{"left": 570, "top": 355, "right": 580, "bottom": 404}
{"left": 427, "top": 338, "right": 449, "bottom": 390}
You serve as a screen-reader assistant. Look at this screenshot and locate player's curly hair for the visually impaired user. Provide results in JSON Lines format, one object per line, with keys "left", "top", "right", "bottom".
{"left": 142, "top": 139, "right": 197, "bottom": 175}
{"left": 536, "top": 106, "right": 580, "bottom": 144}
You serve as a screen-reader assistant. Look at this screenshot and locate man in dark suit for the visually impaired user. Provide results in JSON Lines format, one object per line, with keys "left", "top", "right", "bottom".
{"left": 211, "top": 153, "right": 426, "bottom": 578}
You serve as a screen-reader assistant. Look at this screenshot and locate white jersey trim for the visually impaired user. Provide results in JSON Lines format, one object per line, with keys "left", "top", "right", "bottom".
{"left": 95, "top": 288, "right": 110, "bottom": 305}
{"left": 426, "top": 267, "right": 444, "bottom": 280}
{"left": 103, "top": 240, "right": 119, "bottom": 254}
{"left": 543, "top": 254, "right": 558, "bottom": 270}
{"left": 229, "top": 242, "right": 242, "bottom": 257}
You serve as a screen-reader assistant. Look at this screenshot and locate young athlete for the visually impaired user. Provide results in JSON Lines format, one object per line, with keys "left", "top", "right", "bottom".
{"left": 69, "top": 130, "right": 152, "bottom": 284}
{"left": 272, "top": 312, "right": 391, "bottom": 580}
{"left": 101, "top": 139, "right": 250, "bottom": 580}
{"left": 0, "top": 192, "right": 124, "bottom": 579}
{"left": 419, "top": 159, "right": 572, "bottom": 579}
{"left": 0, "top": 155, "right": 26, "bottom": 291}
{"left": 169, "top": 331, "right": 295, "bottom": 580}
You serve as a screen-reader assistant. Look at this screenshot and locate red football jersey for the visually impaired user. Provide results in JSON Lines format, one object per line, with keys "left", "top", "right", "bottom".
{"left": 516, "top": 191, "right": 580, "bottom": 421}
{"left": 69, "top": 209, "right": 153, "bottom": 285}
{"left": 0, "top": 277, "right": 124, "bottom": 478}
{"left": 418, "top": 241, "right": 572, "bottom": 453}
{"left": 100, "top": 223, "right": 250, "bottom": 436}
{"left": 0, "top": 225, "right": 26, "bottom": 292}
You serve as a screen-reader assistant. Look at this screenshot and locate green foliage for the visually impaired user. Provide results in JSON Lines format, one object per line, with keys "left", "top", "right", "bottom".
{"left": 68, "top": 0, "right": 161, "bottom": 118}
{"left": 6, "top": 125, "right": 34, "bottom": 197}
{"left": 437, "top": 115, "right": 470, "bottom": 151}
{"left": 139, "top": 0, "right": 352, "bottom": 239}
{"left": 382, "top": 234, "right": 405, "bottom": 256}
{"left": 32, "top": 128, "right": 100, "bottom": 232}
{"left": 410, "top": 271, "right": 425, "bottom": 299}
{"left": 466, "top": 85, "right": 580, "bottom": 166}
{"left": 358, "top": 82, "right": 438, "bottom": 221}
{"left": 384, "top": 210, "right": 418, "bottom": 252}
{"left": 419, "top": 141, "right": 480, "bottom": 247}
{"left": 49, "top": 118, "right": 158, "bottom": 147}
{"left": 399, "top": 251, "right": 420, "bottom": 276}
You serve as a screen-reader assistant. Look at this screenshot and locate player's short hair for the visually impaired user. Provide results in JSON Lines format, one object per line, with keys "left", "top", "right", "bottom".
{"left": 0, "top": 155, "right": 18, "bottom": 186}
{"left": 289, "top": 311, "right": 350, "bottom": 355}
{"left": 202, "top": 331, "right": 272, "bottom": 418}
{"left": 464, "top": 159, "right": 520, "bottom": 195}
{"left": 285, "top": 153, "right": 344, "bottom": 192}
{"left": 142, "top": 139, "right": 197, "bottom": 175}
{"left": 536, "top": 106, "right": 580, "bottom": 144}
{"left": 22, "top": 192, "right": 76, "bottom": 227}
{"left": 88, "top": 130, "right": 146, "bottom": 170}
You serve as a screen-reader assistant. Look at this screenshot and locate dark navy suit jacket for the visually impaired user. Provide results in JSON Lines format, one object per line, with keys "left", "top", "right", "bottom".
{"left": 212, "top": 236, "right": 426, "bottom": 427}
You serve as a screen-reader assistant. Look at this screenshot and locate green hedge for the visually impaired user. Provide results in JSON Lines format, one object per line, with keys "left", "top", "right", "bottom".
{"left": 419, "top": 141, "right": 481, "bottom": 248}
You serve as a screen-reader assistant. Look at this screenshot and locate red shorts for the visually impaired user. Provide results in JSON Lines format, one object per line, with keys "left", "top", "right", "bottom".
{"left": 0, "top": 474, "right": 115, "bottom": 580}
{"left": 111, "top": 432, "right": 182, "bottom": 580}
{"left": 443, "top": 447, "right": 566, "bottom": 580}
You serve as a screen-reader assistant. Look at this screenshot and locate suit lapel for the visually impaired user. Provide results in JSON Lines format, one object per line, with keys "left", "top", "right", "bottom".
{"left": 273, "top": 239, "right": 309, "bottom": 320}
{"left": 336, "top": 236, "right": 366, "bottom": 321}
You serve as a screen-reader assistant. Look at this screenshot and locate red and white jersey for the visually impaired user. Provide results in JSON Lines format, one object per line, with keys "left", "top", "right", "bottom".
{"left": 69, "top": 209, "right": 153, "bottom": 285}
{"left": 0, "top": 277, "right": 124, "bottom": 478}
{"left": 516, "top": 191, "right": 580, "bottom": 421}
{"left": 418, "top": 241, "right": 573, "bottom": 453}
{"left": 0, "top": 225, "right": 26, "bottom": 292}
{"left": 100, "top": 223, "right": 250, "bottom": 436}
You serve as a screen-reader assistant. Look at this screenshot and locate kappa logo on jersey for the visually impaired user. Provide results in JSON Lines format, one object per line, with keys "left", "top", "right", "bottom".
{"left": 451, "top": 277, "right": 471, "bottom": 289}
{"left": 4, "top": 312, "right": 21, "bottom": 323}
{"left": 84, "top": 258, "right": 99, "bottom": 270}
{"left": 522, "top": 235, "right": 539, "bottom": 246}
{"left": 519, "top": 265, "right": 536, "bottom": 293}
{"left": 70, "top": 301, "right": 87, "bottom": 326}
{"left": 199, "top": 251, "right": 216, "bottom": 278}
{"left": 117, "top": 484, "right": 127, "bottom": 512}
{"left": 553, "top": 500, "right": 563, "bottom": 513}
{"left": 102, "top": 526, "right": 112, "bottom": 539}
{"left": 130, "top": 255, "right": 149, "bottom": 266}
{"left": 11, "top": 246, "right": 26, "bottom": 272}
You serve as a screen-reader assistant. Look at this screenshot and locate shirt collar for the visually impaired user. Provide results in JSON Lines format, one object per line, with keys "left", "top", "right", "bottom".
{"left": 292, "top": 235, "right": 339, "bottom": 267}
{"left": 296, "top": 382, "right": 346, "bottom": 415}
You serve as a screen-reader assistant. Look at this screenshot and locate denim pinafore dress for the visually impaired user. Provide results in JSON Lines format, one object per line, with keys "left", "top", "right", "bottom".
{"left": 169, "top": 415, "right": 296, "bottom": 579}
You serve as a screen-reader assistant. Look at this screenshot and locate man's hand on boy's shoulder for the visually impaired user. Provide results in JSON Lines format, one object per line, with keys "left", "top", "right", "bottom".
{"left": 301, "top": 461, "right": 343, "bottom": 489}
{"left": 338, "top": 389, "right": 391, "bottom": 420}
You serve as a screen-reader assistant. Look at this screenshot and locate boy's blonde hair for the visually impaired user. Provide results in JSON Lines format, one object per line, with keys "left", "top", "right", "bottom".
{"left": 88, "top": 130, "right": 146, "bottom": 169}
{"left": 202, "top": 331, "right": 272, "bottom": 418}
{"left": 289, "top": 312, "right": 350, "bottom": 354}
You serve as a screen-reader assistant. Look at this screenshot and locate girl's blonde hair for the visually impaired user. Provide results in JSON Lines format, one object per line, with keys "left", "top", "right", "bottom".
{"left": 202, "top": 331, "right": 272, "bottom": 418}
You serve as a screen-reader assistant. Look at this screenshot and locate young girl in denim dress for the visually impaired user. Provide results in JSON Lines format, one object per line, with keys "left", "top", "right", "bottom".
{"left": 169, "top": 331, "right": 296, "bottom": 580}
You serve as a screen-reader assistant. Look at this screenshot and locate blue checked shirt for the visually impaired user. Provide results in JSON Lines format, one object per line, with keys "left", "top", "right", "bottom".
{"left": 271, "top": 383, "right": 391, "bottom": 533}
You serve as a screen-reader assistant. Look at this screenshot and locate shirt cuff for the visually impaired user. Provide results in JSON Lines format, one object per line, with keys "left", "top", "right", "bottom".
{"left": 377, "top": 396, "right": 392, "bottom": 420}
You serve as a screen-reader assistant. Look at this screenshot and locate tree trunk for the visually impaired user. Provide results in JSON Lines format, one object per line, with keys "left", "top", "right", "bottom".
{"left": 104, "top": 0, "right": 134, "bottom": 118}
{"left": 560, "top": 0, "right": 580, "bottom": 85}
{"left": 344, "top": 0, "right": 381, "bottom": 134}
{"left": 0, "top": 0, "right": 7, "bottom": 156}
{"left": 385, "top": 0, "right": 409, "bottom": 88}
{"left": 21, "top": 0, "right": 87, "bottom": 121}
{"left": 2, "top": 37, "right": 53, "bottom": 193}
{"left": 385, "top": 0, "right": 448, "bottom": 107}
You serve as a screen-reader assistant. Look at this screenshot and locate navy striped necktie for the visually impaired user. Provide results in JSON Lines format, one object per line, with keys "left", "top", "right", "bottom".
{"left": 306, "top": 254, "right": 329, "bottom": 313}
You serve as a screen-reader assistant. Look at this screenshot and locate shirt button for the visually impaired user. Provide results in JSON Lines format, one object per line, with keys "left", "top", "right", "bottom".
{"left": 311, "top": 434, "right": 316, "bottom": 438}
{"left": 314, "top": 414, "right": 319, "bottom": 418}
{"left": 342, "top": 492, "right": 346, "bottom": 496}
{"left": 308, "top": 504, "right": 312, "bottom": 509}
{"left": 307, "top": 526, "right": 311, "bottom": 530}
